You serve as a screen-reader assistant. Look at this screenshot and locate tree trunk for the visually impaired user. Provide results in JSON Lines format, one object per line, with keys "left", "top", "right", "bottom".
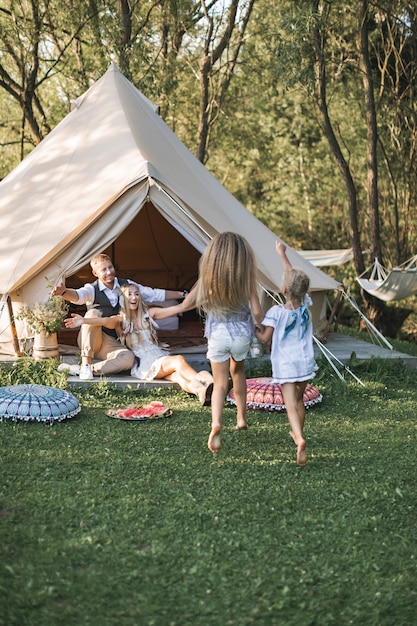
{"left": 312, "top": 1, "right": 365, "bottom": 275}
{"left": 196, "top": 55, "right": 211, "bottom": 163}
{"left": 356, "top": 0, "right": 387, "bottom": 325}
{"left": 118, "top": 0, "right": 133, "bottom": 79}
{"left": 196, "top": 0, "right": 255, "bottom": 163}
{"left": 357, "top": 0, "right": 381, "bottom": 261}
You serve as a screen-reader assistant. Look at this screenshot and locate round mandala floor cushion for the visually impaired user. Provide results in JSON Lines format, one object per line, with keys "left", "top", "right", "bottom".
{"left": 0, "top": 384, "right": 81, "bottom": 423}
{"left": 227, "top": 377, "right": 322, "bottom": 412}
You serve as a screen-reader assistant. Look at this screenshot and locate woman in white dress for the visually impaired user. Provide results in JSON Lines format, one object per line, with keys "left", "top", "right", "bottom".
{"left": 64, "top": 283, "right": 213, "bottom": 405}
{"left": 255, "top": 242, "right": 318, "bottom": 466}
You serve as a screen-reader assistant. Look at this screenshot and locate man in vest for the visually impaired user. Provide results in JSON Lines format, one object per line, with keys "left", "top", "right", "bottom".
{"left": 51, "top": 253, "right": 187, "bottom": 379}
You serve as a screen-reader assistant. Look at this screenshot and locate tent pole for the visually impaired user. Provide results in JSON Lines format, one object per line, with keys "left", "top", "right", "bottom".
{"left": 319, "top": 287, "right": 345, "bottom": 343}
{"left": 6, "top": 295, "right": 22, "bottom": 357}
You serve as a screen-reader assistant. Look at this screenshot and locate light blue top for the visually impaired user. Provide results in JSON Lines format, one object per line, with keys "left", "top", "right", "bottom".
{"left": 262, "top": 294, "right": 318, "bottom": 384}
{"left": 204, "top": 306, "right": 254, "bottom": 341}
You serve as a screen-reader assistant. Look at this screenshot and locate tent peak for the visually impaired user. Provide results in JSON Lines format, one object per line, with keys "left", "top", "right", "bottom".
{"left": 107, "top": 62, "right": 120, "bottom": 73}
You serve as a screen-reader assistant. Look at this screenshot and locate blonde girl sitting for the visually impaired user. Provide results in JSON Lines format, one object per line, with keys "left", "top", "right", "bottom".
{"left": 64, "top": 283, "right": 213, "bottom": 405}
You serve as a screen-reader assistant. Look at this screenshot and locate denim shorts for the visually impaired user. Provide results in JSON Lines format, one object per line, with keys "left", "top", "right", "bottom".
{"left": 206, "top": 325, "right": 252, "bottom": 363}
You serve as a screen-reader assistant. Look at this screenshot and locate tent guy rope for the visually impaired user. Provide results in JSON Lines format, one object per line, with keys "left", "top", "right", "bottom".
{"left": 312, "top": 335, "right": 365, "bottom": 386}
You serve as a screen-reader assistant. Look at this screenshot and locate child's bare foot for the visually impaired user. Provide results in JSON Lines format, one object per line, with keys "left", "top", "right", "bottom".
{"left": 236, "top": 417, "right": 247, "bottom": 430}
{"left": 208, "top": 426, "right": 221, "bottom": 453}
{"left": 296, "top": 439, "right": 307, "bottom": 466}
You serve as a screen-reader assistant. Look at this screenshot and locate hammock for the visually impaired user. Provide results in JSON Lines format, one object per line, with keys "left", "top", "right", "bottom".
{"left": 357, "top": 256, "right": 417, "bottom": 301}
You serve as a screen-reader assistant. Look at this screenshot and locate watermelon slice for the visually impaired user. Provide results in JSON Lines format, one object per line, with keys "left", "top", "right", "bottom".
{"left": 149, "top": 402, "right": 170, "bottom": 417}
{"left": 106, "top": 402, "right": 171, "bottom": 420}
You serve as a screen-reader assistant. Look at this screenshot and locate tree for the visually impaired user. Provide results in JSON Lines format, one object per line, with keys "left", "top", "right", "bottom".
{"left": 357, "top": 1, "right": 381, "bottom": 258}
{"left": 0, "top": 1, "right": 51, "bottom": 154}
{"left": 0, "top": 0, "right": 258, "bottom": 169}
{"left": 372, "top": 2, "right": 417, "bottom": 265}
{"left": 255, "top": 0, "right": 417, "bottom": 331}
{"left": 311, "top": 0, "right": 365, "bottom": 276}
{"left": 195, "top": 0, "right": 256, "bottom": 163}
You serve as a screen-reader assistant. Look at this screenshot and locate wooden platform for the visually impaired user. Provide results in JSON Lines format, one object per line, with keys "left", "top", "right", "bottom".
{"left": 59, "top": 330, "right": 417, "bottom": 389}
{"left": 1, "top": 326, "right": 415, "bottom": 390}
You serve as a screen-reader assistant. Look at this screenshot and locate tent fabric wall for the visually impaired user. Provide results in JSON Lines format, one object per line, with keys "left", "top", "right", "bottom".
{"left": 0, "top": 64, "right": 339, "bottom": 354}
{"left": 299, "top": 249, "right": 353, "bottom": 267}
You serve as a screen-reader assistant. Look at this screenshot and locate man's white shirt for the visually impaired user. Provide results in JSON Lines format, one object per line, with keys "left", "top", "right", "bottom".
{"left": 74, "top": 278, "right": 166, "bottom": 307}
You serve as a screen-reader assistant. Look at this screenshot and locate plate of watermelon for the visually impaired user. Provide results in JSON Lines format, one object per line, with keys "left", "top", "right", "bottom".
{"left": 106, "top": 401, "right": 172, "bottom": 421}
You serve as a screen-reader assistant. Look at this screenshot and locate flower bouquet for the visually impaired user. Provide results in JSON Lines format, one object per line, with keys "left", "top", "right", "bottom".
{"left": 16, "top": 296, "right": 69, "bottom": 335}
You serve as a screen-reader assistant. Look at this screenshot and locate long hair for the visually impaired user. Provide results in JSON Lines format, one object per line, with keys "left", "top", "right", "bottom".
{"left": 197, "top": 232, "right": 258, "bottom": 315}
{"left": 119, "top": 284, "right": 158, "bottom": 348}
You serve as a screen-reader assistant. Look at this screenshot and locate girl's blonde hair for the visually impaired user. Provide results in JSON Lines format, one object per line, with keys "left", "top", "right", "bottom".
{"left": 119, "top": 284, "right": 158, "bottom": 348}
{"left": 197, "top": 232, "right": 258, "bottom": 315}
{"left": 283, "top": 268, "right": 310, "bottom": 303}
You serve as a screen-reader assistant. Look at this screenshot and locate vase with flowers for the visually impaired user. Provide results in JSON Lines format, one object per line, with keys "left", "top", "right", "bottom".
{"left": 17, "top": 296, "right": 69, "bottom": 359}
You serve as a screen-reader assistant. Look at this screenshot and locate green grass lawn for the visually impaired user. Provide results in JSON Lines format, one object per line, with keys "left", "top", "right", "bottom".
{"left": 0, "top": 357, "right": 416, "bottom": 626}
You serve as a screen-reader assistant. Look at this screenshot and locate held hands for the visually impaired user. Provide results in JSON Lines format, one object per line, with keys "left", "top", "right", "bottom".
{"left": 254, "top": 323, "right": 264, "bottom": 334}
{"left": 64, "top": 313, "right": 84, "bottom": 329}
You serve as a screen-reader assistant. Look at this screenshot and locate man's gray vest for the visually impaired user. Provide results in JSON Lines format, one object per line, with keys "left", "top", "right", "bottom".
{"left": 92, "top": 278, "right": 129, "bottom": 339}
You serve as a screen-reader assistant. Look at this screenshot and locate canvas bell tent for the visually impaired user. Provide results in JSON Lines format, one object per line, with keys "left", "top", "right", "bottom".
{"left": 0, "top": 64, "right": 339, "bottom": 355}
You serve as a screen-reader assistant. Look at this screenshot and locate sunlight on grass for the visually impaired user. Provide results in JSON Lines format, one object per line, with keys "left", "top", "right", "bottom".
{"left": 1, "top": 358, "right": 417, "bottom": 625}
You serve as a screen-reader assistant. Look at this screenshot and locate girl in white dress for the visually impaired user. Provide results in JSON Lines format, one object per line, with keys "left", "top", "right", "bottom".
{"left": 64, "top": 284, "right": 213, "bottom": 405}
{"left": 255, "top": 242, "right": 318, "bottom": 466}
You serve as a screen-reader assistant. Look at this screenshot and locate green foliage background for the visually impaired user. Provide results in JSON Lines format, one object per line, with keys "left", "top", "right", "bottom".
{"left": 1, "top": 0, "right": 417, "bottom": 263}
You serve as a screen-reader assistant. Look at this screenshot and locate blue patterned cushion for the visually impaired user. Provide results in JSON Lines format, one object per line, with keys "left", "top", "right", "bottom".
{"left": 0, "top": 384, "right": 81, "bottom": 423}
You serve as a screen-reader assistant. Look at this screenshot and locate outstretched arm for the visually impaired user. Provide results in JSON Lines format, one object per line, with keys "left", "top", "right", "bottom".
{"left": 165, "top": 289, "right": 187, "bottom": 300}
{"left": 276, "top": 241, "right": 292, "bottom": 272}
{"left": 148, "top": 303, "right": 186, "bottom": 321}
{"left": 148, "top": 285, "right": 198, "bottom": 320}
{"left": 182, "top": 284, "right": 198, "bottom": 311}
{"left": 64, "top": 313, "right": 120, "bottom": 330}
{"left": 51, "top": 281, "right": 80, "bottom": 304}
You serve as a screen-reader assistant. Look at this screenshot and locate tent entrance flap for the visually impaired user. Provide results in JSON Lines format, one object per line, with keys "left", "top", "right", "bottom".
{"left": 66, "top": 201, "right": 202, "bottom": 292}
